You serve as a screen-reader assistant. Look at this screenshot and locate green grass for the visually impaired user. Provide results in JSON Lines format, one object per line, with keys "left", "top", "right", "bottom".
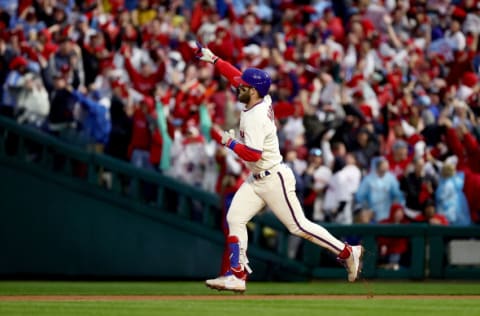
{"left": 0, "top": 300, "right": 479, "bottom": 316}
{"left": 0, "top": 281, "right": 479, "bottom": 316}
{"left": 0, "top": 281, "right": 479, "bottom": 296}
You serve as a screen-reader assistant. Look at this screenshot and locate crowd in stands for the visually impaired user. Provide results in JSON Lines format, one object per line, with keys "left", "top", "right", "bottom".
{"left": 1, "top": 0, "right": 480, "bottom": 236}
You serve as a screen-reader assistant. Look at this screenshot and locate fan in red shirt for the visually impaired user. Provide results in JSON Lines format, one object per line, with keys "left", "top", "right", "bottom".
{"left": 122, "top": 46, "right": 165, "bottom": 95}
{"left": 127, "top": 96, "right": 155, "bottom": 161}
{"left": 377, "top": 203, "right": 410, "bottom": 270}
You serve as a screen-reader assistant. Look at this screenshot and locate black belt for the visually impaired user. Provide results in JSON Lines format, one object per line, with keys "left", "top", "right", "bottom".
{"left": 253, "top": 170, "right": 271, "bottom": 180}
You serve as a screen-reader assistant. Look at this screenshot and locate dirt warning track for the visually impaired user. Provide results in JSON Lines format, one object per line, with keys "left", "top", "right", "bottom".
{"left": 1, "top": 295, "right": 479, "bottom": 301}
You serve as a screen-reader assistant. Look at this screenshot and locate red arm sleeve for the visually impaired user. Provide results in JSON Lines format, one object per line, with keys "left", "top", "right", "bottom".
{"left": 445, "top": 127, "right": 465, "bottom": 160}
{"left": 226, "top": 3, "right": 237, "bottom": 22}
{"left": 210, "top": 128, "right": 262, "bottom": 162}
{"left": 214, "top": 59, "right": 242, "bottom": 87}
{"left": 303, "top": 191, "right": 317, "bottom": 206}
{"left": 190, "top": 3, "right": 203, "bottom": 33}
{"left": 154, "top": 61, "right": 166, "bottom": 82}
{"left": 177, "top": 40, "right": 196, "bottom": 62}
{"left": 124, "top": 58, "right": 140, "bottom": 83}
{"left": 463, "top": 133, "right": 479, "bottom": 155}
{"left": 230, "top": 142, "right": 262, "bottom": 162}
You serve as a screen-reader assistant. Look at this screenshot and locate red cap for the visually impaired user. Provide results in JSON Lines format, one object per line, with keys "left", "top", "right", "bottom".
{"left": 361, "top": 18, "right": 375, "bottom": 37}
{"left": 462, "top": 72, "right": 478, "bottom": 88}
{"left": 346, "top": 74, "right": 364, "bottom": 88}
{"left": 9, "top": 56, "right": 29, "bottom": 70}
{"left": 39, "top": 28, "right": 52, "bottom": 42}
{"left": 352, "top": 90, "right": 364, "bottom": 99}
{"left": 452, "top": 6, "right": 467, "bottom": 20}
{"left": 391, "top": 203, "right": 404, "bottom": 212}
{"left": 359, "top": 104, "right": 373, "bottom": 121}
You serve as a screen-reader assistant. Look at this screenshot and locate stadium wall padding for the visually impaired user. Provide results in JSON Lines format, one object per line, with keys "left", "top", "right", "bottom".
{"left": 0, "top": 160, "right": 224, "bottom": 279}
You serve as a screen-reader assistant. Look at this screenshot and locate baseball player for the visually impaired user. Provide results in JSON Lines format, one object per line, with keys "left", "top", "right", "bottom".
{"left": 194, "top": 44, "right": 363, "bottom": 293}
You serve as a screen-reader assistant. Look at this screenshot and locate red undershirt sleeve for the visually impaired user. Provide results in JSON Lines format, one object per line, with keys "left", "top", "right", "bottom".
{"left": 226, "top": 139, "right": 262, "bottom": 162}
{"left": 214, "top": 59, "right": 242, "bottom": 87}
{"left": 211, "top": 128, "right": 262, "bottom": 162}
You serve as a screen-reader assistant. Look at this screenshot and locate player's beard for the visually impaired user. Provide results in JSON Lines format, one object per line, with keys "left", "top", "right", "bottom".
{"left": 238, "top": 91, "right": 251, "bottom": 104}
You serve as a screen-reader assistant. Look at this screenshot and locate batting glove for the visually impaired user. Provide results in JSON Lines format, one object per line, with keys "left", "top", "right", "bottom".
{"left": 194, "top": 42, "right": 218, "bottom": 64}
{"left": 222, "top": 129, "right": 235, "bottom": 145}
{"left": 210, "top": 127, "right": 237, "bottom": 148}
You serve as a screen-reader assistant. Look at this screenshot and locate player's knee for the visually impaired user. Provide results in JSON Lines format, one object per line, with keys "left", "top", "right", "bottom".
{"left": 226, "top": 211, "right": 241, "bottom": 226}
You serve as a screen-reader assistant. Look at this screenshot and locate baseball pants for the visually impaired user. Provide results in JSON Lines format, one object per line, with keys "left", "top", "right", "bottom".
{"left": 227, "top": 164, "right": 345, "bottom": 267}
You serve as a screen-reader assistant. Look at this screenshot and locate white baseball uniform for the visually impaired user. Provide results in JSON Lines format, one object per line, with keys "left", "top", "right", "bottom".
{"left": 227, "top": 96, "right": 346, "bottom": 269}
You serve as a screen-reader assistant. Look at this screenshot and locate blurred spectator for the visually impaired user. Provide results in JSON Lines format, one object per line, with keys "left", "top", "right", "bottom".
{"left": 400, "top": 157, "right": 437, "bottom": 212}
{"left": 45, "top": 71, "right": 76, "bottom": 136}
{"left": 105, "top": 83, "right": 132, "bottom": 161}
{"left": 169, "top": 123, "right": 208, "bottom": 189}
{"left": 413, "top": 199, "right": 449, "bottom": 225}
{"left": 387, "top": 139, "right": 413, "bottom": 180}
{"left": 169, "top": 123, "right": 210, "bottom": 221}
{"left": 71, "top": 87, "right": 111, "bottom": 150}
{"left": 122, "top": 46, "right": 165, "bottom": 95}
{"left": 377, "top": 203, "right": 410, "bottom": 271}
{"left": 131, "top": 0, "right": 157, "bottom": 27}
{"left": 323, "top": 154, "right": 361, "bottom": 224}
{"left": 16, "top": 71, "right": 50, "bottom": 128}
{"left": 128, "top": 96, "right": 155, "bottom": 170}
{"left": 302, "top": 147, "right": 331, "bottom": 221}
{"left": 355, "top": 156, "right": 405, "bottom": 222}
{"left": 435, "top": 162, "right": 471, "bottom": 226}
{"left": 442, "top": 120, "right": 480, "bottom": 223}
{"left": 51, "top": 37, "right": 83, "bottom": 88}
{"left": 284, "top": 146, "right": 308, "bottom": 180}
{"left": 2, "top": 55, "right": 30, "bottom": 118}
{"left": 349, "top": 126, "right": 380, "bottom": 172}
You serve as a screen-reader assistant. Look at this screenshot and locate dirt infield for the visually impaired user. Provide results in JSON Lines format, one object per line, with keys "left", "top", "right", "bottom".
{"left": 1, "top": 295, "right": 480, "bottom": 301}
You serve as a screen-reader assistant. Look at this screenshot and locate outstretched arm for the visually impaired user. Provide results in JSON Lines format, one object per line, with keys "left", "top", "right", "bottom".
{"left": 215, "top": 59, "right": 242, "bottom": 86}
{"left": 194, "top": 42, "right": 242, "bottom": 87}
{"left": 463, "top": 132, "right": 479, "bottom": 156}
{"left": 444, "top": 126, "right": 466, "bottom": 161}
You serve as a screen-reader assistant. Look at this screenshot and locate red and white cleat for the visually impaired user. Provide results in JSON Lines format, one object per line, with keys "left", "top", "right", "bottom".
{"left": 344, "top": 245, "right": 364, "bottom": 282}
{"left": 205, "top": 275, "right": 246, "bottom": 293}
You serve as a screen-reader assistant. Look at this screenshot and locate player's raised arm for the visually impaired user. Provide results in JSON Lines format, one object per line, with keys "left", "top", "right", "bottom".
{"left": 194, "top": 43, "right": 242, "bottom": 86}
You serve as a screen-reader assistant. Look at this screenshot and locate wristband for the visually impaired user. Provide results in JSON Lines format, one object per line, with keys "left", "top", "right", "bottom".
{"left": 226, "top": 139, "right": 237, "bottom": 150}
